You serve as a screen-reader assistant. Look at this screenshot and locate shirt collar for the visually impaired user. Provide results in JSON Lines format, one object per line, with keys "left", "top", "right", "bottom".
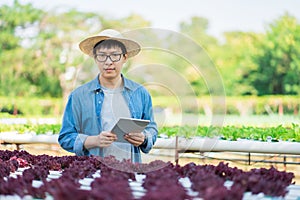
{"left": 90, "top": 75, "right": 101, "bottom": 93}
{"left": 122, "top": 74, "right": 138, "bottom": 91}
{"left": 90, "top": 74, "right": 137, "bottom": 92}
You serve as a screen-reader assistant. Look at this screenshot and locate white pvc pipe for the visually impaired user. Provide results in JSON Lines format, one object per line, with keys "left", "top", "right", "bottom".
{"left": 154, "top": 137, "right": 300, "bottom": 155}
{"left": 0, "top": 132, "right": 58, "bottom": 144}
{"left": 1, "top": 132, "right": 300, "bottom": 155}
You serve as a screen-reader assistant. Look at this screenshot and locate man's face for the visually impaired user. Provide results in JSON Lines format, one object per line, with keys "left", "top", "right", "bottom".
{"left": 95, "top": 46, "right": 127, "bottom": 80}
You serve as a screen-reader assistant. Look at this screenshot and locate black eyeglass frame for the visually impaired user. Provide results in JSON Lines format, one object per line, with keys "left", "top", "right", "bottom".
{"left": 94, "top": 53, "right": 123, "bottom": 62}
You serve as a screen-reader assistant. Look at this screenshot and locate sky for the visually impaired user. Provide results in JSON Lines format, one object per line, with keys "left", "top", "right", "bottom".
{"left": 1, "top": 0, "right": 300, "bottom": 40}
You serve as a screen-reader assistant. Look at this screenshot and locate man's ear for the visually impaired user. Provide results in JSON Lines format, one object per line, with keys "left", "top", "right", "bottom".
{"left": 123, "top": 54, "right": 128, "bottom": 61}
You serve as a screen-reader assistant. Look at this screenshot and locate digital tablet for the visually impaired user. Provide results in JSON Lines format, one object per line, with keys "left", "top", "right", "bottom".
{"left": 111, "top": 117, "right": 150, "bottom": 143}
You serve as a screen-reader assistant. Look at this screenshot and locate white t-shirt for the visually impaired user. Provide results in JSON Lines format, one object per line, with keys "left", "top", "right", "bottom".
{"left": 100, "top": 86, "right": 132, "bottom": 161}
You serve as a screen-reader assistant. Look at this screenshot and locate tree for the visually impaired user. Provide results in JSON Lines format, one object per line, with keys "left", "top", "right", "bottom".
{"left": 250, "top": 13, "right": 300, "bottom": 95}
{"left": 0, "top": 0, "right": 43, "bottom": 96}
{"left": 214, "top": 31, "right": 262, "bottom": 96}
{"left": 179, "top": 16, "right": 218, "bottom": 50}
{"left": 32, "top": 9, "right": 100, "bottom": 98}
{"left": 0, "top": 1, "right": 151, "bottom": 99}
{"left": 177, "top": 16, "right": 219, "bottom": 95}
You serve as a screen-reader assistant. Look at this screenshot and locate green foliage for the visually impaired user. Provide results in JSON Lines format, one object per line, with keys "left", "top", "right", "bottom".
{"left": 0, "top": 2, "right": 300, "bottom": 99}
{"left": 0, "top": 96, "right": 64, "bottom": 117}
{"left": 152, "top": 95, "right": 300, "bottom": 115}
{"left": 0, "top": 95, "right": 299, "bottom": 117}
{"left": 0, "top": 123, "right": 61, "bottom": 134}
{"left": 159, "top": 123, "right": 300, "bottom": 142}
{"left": 250, "top": 14, "right": 300, "bottom": 95}
{"left": 213, "top": 32, "right": 262, "bottom": 96}
{"left": 0, "top": 0, "right": 43, "bottom": 51}
{"left": 0, "top": 1, "right": 44, "bottom": 97}
{"left": 180, "top": 16, "right": 218, "bottom": 50}
{"left": 1, "top": 123, "right": 299, "bottom": 142}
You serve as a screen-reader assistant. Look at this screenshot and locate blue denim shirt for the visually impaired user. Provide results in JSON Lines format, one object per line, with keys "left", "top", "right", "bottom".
{"left": 58, "top": 74, "right": 158, "bottom": 163}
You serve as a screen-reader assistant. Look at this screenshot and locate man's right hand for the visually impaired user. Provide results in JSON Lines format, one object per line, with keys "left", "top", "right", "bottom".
{"left": 84, "top": 131, "right": 117, "bottom": 149}
{"left": 97, "top": 131, "right": 118, "bottom": 147}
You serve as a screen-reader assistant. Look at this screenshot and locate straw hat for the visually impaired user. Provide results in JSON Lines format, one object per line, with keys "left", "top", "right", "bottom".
{"left": 79, "top": 29, "right": 141, "bottom": 58}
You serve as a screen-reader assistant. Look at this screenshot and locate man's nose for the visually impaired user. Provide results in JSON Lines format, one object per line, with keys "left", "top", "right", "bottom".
{"left": 105, "top": 56, "right": 113, "bottom": 64}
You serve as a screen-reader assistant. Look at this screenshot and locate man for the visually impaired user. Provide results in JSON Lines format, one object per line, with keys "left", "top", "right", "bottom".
{"left": 58, "top": 29, "right": 158, "bottom": 163}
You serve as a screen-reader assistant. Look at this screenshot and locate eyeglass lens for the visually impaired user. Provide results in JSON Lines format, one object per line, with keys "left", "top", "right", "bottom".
{"left": 95, "top": 54, "right": 122, "bottom": 62}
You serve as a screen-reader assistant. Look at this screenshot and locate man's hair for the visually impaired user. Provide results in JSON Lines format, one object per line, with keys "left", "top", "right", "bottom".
{"left": 93, "top": 39, "right": 127, "bottom": 56}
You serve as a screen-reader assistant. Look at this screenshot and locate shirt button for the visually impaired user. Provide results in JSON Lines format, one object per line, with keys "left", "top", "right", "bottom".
{"left": 98, "top": 101, "right": 101, "bottom": 104}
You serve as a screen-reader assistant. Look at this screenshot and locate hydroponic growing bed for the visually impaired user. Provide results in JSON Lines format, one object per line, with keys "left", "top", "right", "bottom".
{"left": 0, "top": 150, "right": 299, "bottom": 200}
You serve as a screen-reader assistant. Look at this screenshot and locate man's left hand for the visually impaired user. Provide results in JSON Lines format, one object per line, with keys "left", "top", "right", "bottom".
{"left": 124, "top": 132, "right": 145, "bottom": 147}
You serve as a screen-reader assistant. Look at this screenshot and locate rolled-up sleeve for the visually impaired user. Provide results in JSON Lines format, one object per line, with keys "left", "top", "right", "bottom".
{"left": 74, "top": 134, "right": 89, "bottom": 156}
{"left": 59, "top": 94, "right": 88, "bottom": 156}
{"left": 139, "top": 89, "right": 158, "bottom": 153}
{"left": 58, "top": 95, "right": 77, "bottom": 152}
{"left": 140, "top": 126, "right": 157, "bottom": 153}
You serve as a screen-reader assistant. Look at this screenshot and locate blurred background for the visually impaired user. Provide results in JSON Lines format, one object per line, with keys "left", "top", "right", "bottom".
{"left": 0, "top": 0, "right": 299, "bottom": 126}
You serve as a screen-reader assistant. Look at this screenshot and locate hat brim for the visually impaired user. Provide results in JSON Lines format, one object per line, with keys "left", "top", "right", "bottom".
{"left": 79, "top": 36, "right": 141, "bottom": 58}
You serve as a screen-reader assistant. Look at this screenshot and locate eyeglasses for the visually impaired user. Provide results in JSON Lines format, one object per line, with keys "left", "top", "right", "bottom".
{"left": 95, "top": 53, "right": 123, "bottom": 62}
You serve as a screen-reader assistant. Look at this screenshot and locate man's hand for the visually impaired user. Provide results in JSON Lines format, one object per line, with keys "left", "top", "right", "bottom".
{"left": 124, "top": 132, "right": 145, "bottom": 147}
{"left": 98, "top": 131, "right": 118, "bottom": 147}
{"left": 84, "top": 131, "right": 117, "bottom": 149}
